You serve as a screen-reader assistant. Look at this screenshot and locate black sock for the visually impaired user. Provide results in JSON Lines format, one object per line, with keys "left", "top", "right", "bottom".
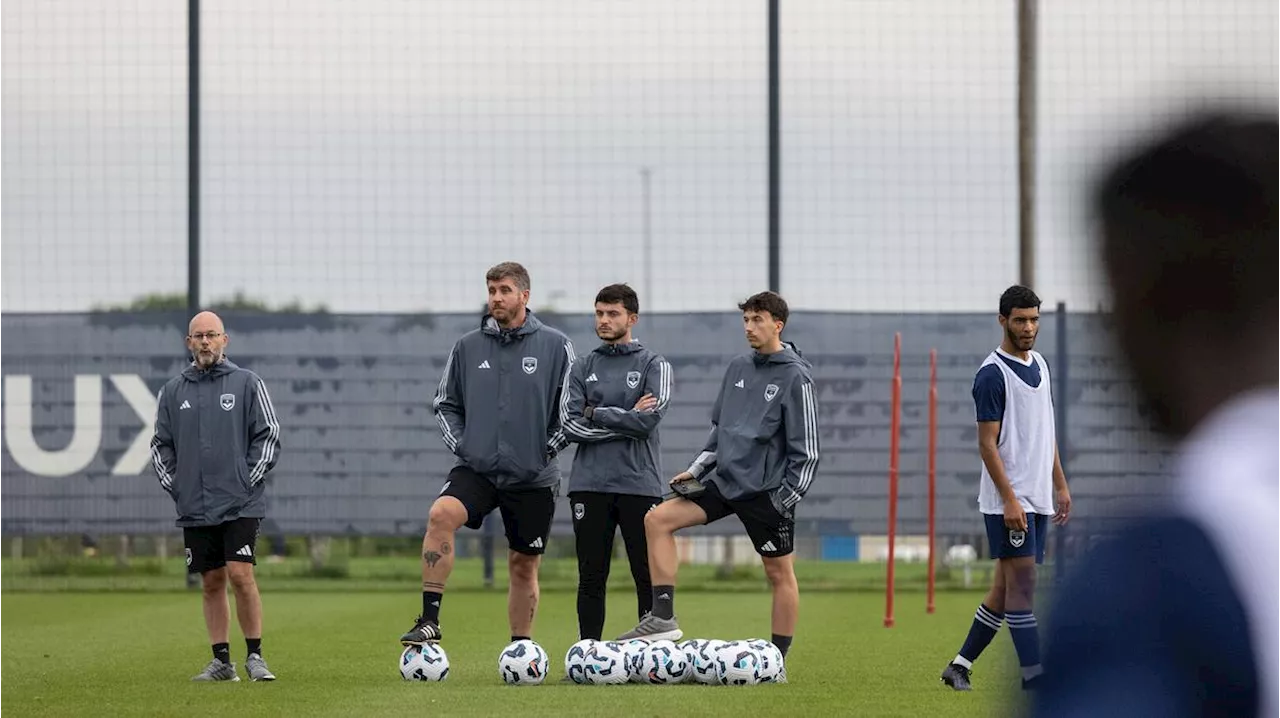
{"left": 212, "top": 643, "right": 231, "bottom": 665}
{"left": 652, "top": 585, "right": 675, "bottom": 620}
{"left": 511, "top": 635, "right": 530, "bottom": 642}
{"left": 772, "top": 634, "right": 793, "bottom": 658}
{"left": 246, "top": 637, "right": 262, "bottom": 658}
{"left": 422, "top": 591, "right": 443, "bottom": 623}
{"left": 957, "top": 603, "right": 1004, "bottom": 667}
{"left": 1006, "top": 610, "right": 1042, "bottom": 682}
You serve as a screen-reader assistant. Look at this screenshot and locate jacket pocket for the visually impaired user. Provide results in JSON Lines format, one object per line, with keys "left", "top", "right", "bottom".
{"left": 169, "top": 481, "right": 185, "bottom": 516}
{"left": 235, "top": 459, "right": 254, "bottom": 496}
{"left": 768, "top": 488, "right": 793, "bottom": 520}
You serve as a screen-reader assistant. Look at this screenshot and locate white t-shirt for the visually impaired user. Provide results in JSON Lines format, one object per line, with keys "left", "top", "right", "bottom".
{"left": 1174, "top": 389, "right": 1278, "bottom": 718}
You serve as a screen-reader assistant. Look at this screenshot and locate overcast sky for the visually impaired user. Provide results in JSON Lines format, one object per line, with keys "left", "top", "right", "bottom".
{"left": 3, "top": 0, "right": 1275, "bottom": 313}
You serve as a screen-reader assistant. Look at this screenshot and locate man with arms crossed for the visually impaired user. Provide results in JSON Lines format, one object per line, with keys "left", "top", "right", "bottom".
{"left": 399, "top": 262, "right": 574, "bottom": 648}
{"left": 561, "top": 283, "right": 672, "bottom": 641}
{"left": 617, "top": 291, "right": 819, "bottom": 661}
{"left": 939, "top": 285, "right": 1071, "bottom": 692}
{"left": 151, "top": 311, "right": 282, "bottom": 682}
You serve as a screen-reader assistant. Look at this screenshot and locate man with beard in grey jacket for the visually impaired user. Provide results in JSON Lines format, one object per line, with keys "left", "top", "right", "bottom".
{"left": 617, "top": 291, "right": 820, "bottom": 662}
{"left": 151, "top": 311, "right": 282, "bottom": 682}
{"left": 400, "top": 262, "right": 574, "bottom": 649}
{"left": 560, "top": 283, "right": 673, "bottom": 641}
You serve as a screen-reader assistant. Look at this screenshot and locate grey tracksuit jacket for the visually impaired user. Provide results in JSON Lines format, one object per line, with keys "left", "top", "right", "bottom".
{"left": 559, "top": 340, "right": 672, "bottom": 497}
{"left": 150, "top": 358, "right": 283, "bottom": 528}
{"left": 434, "top": 311, "right": 573, "bottom": 489}
{"left": 685, "top": 343, "right": 821, "bottom": 515}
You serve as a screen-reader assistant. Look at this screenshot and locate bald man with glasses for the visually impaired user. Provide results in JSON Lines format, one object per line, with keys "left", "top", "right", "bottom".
{"left": 151, "top": 311, "right": 283, "bottom": 682}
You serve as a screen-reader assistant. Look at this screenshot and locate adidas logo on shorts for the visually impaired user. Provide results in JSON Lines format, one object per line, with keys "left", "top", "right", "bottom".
{"left": 529, "top": 537, "right": 544, "bottom": 549}
{"left": 235, "top": 545, "right": 253, "bottom": 557}
{"left": 759, "top": 541, "right": 777, "bottom": 553}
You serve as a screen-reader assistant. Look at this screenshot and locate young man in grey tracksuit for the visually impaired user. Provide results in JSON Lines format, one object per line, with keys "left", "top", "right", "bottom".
{"left": 150, "top": 311, "right": 282, "bottom": 682}
{"left": 560, "top": 284, "right": 672, "bottom": 641}
{"left": 400, "top": 262, "right": 574, "bottom": 648}
{"left": 618, "top": 291, "right": 820, "bottom": 662}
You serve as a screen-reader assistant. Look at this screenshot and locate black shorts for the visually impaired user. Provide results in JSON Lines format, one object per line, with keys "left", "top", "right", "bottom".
{"left": 440, "top": 466, "right": 557, "bottom": 556}
{"left": 183, "top": 517, "right": 261, "bottom": 574}
{"left": 984, "top": 512, "right": 1049, "bottom": 564}
{"left": 688, "top": 481, "right": 794, "bottom": 558}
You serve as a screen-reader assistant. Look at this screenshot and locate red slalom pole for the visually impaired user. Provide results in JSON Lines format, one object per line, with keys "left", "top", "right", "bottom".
{"left": 884, "top": 333, "right": 902, "bottom": 628}
{"left": 927, "top": 349, "right": 938, "bottom": 614}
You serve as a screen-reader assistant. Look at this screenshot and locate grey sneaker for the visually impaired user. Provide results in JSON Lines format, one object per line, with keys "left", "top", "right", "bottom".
{"left": 616, "top": 614, "right": 683, "bottom": 642}
{"left": 192, "top": 659, "right": 240, "bottom": 682}
{"left": 940, "top": 662, "right": 972, "bottom": 691}
{"left": 245, "top": 653, "right": 276, "bottom": 681}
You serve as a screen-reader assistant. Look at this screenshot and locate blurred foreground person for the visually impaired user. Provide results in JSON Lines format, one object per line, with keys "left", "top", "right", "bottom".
{"left": 1033, "top": 114, "right": 1277, "bottom": 717}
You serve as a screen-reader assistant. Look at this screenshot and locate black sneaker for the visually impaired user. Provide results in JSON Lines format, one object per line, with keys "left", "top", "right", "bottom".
{"left": 400, "top": 616, "right": 442, "bottom": 645}
{"left": 940, "top": 662, "right": 972, "bottom": 691}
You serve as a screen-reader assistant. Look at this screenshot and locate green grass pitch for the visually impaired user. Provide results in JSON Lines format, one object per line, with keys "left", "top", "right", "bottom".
{"left": 3, "top": 583, "right": 1025, "bottom": 716}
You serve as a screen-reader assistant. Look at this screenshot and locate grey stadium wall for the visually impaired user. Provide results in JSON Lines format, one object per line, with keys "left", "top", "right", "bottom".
{"left": 0, "top": 311, "right": 1171, "bottom": 537}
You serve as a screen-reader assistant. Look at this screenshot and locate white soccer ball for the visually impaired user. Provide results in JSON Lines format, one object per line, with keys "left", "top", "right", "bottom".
{"left": 498, "top": 639, "right": 549, "bottom": 685}
{"left": 583, "top": 641, "right": 630, "bottom": 685}
{"left": 714, "top": 641, "right": 764, "bottom": 686}
{"left": 636, "top": 639, "right": 691, "bottom": 684}
{"left": 564, "top": 639, "right": 596, "bottom": 685}
{"left": 683, "top": 639, "right": 727, "bottom": 685}
{"left": 400, "top": 643, "right": 450, "bottom": 682}
{"left": 620, "top": 638, "right": 650, "bottom": 683}
{"left": 745, "top": 638, "right": 786, "bottom": 683}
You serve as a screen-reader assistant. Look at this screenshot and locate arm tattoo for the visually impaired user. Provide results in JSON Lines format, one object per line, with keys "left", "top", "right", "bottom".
{"left": 423, "top": 550, "right": 443, "bottom": 568}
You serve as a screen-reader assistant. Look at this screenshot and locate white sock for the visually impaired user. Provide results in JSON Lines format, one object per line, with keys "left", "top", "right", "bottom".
{"left": 953, "top": 655, "right": 973, "bottom": 669}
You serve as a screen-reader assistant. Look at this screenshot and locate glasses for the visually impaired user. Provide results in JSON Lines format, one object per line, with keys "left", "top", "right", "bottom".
{"left": 188, "top": 332, "right": 224, "bottom": 341}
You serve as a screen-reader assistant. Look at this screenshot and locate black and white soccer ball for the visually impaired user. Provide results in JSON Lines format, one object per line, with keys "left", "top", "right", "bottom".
{"left": 714, "top": 640, "right": 764, "bottom": 686}
{"left": 583, "top": 641, "right": 630, "bottom": 685}
{"left": 498, "top": 639, "right": 548, "bottom": 685}
{"left": 620, "top": 638, "right": 651, "bottom": 683}
{"left": 400, "top": 643, "right": 450, "bottom": 682}
{"left": 681, "top": 639, "right": 727, "bottom": 685}
{"left": 637, "top": 639, "right": 691, "bottom": 684}
{"left": 564, "top": 639, "right": 596, "bottom": 684}
{"left": 745, "top": 638, "right": 787, "bottom": 683}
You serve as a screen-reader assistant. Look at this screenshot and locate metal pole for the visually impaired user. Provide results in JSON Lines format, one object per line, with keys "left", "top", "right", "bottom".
{"left": 641, "top": 167, "right": 653, "bottom": 305}
{"left": 184, "top": 0, "right": 202, "bottom": 592}
{"left": 187, "top": 0, "right": 201, "bottom": 316}
{"left": 767, "top": 0, "right": 781, "bottom": 293}
{"left": 1053, "top": 301, "right": 1069, "bottom": 582}
{"left": 1017, "top": 0, "right": 1037, "bottom": 288}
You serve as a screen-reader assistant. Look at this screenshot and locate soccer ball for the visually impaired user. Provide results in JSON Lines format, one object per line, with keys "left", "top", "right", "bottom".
{"left": 637, "top": 639, "right": 691, "bottom": 684}
{"left": 583, "top": 641, "right": 630, "bottom": 685}
{"left": 498, "top": 639, "right": 549, "bottom": 685}
{"left": 564, "top": 639, "right": 596, "bottom": 685}
{"left": 400, "top": 643, "right": 450, "bottom": 682}
{"left": 682, "top": 639, "right": 727, "bottom": 685}
{"left": 745, "top": 638, "right": 786, "bottom": 683}
{"left": 620, "top": 638, "right": 650, "bottom": 683}
{"left": 714, "top": 641, "right": 764, "bottom": 686}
